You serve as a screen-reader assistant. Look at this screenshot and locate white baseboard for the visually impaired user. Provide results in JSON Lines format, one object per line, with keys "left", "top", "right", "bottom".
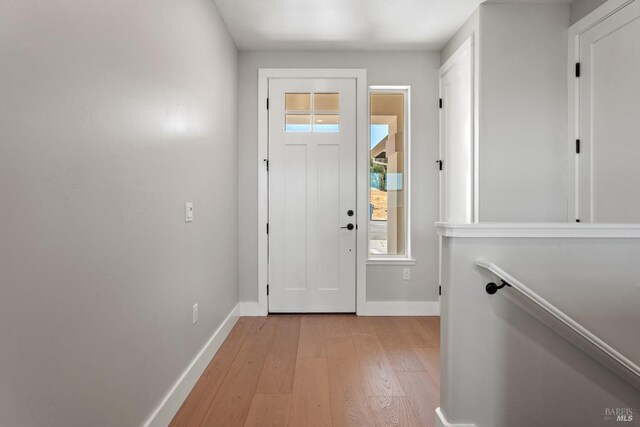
{"left": 435, "top": 407, "right": 476, "bottom": 427}
{"left": 238, "top": 300, "right": 439, "bottom": 317}
{"left": 142, "top": 303, "right": 241, "bottom": 427}
{"left": 239, "top": 301, "right": 267, "bottom": 316}
{"left": 359, "top": 301, "right": 440, "bottom": 316}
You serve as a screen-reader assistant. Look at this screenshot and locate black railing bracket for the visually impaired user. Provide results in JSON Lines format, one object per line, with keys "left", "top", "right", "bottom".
{"left": 486, "top": 280, "right": 511, "bottom": 295}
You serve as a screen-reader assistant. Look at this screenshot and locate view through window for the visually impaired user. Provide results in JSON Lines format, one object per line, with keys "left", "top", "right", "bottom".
{"left": 369, "top": 90, "right": 408, "bottom": 256}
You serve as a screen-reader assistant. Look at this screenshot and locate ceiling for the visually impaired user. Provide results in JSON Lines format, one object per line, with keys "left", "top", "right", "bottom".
{"left": 214, "top": 0, "right": 575, "bottom": 52}
{"left": 213, "top": 0, "right": 484, "bottom": 51}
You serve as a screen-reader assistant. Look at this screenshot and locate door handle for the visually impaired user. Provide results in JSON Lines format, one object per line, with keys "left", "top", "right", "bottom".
{"left": 341, "top": 223, "right": 355, "bottom": 230}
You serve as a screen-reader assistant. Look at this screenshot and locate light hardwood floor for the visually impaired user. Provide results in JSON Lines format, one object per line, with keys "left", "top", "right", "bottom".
{"left": 170, "top": 315, "right": 440, "bottom": 427}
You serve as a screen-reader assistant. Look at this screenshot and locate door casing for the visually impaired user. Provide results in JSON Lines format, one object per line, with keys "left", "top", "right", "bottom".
{"left": 257, "top": 68, "right": 368, "bottom": 316}
{"left": 568, "top": 0, "right": 637, "bottom": 222}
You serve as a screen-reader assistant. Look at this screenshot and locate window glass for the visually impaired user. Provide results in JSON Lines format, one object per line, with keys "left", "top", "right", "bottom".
{"left": 285, "top": 93, "right": 311, "bottom": 112}
{"left": 313, "top": 93, "right": 339, "bottom": 112}
{"left": 314, "top": 114, "right": 339, "bottom": 132}
{"left": 285, "top": 114, "right": 311, "bottom": 132}
{"left": 369, "top": 92, "right": 406, "bottom": 256}
{"left": 285, "top": 93, "right": 340, "bottom": 133}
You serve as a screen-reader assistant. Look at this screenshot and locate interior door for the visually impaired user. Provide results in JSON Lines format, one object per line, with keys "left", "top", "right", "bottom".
{"left": 438, "top": 38, "right": 474, "bottom": 296}
{"left": 439, "top": 37, "right": 473, "bottom": 224}
{"left": 268, "top": 78, "right": 357, "bottom": 313}
{"left": 578, "top": 0, "right": 640, "bottom": 222}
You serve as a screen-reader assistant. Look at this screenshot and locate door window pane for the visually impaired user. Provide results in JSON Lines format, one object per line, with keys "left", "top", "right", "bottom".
{"left": 285, "top": 93, "right": 311, "bottom": 112}
{"left": 284, "top": 93, "right": 341, "bottom": 133}
{"left": 314, "top": 93, "right": 339, "bottom": 112}
{"left": 285, "top": 114, "right": 311, "bottom": 132}
{"left": 314, "top": 114, "right": 339, "bottom": 132}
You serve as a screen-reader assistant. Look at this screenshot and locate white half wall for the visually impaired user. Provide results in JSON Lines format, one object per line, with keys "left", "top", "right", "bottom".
{"left": 237, "top": 51, "right": 441, "bottom": 306}
{"left": 439, "top": 225, "right": 640, "bottom": 427}
{"left": 0, "top": 0, "right": 239, "bottom": 425}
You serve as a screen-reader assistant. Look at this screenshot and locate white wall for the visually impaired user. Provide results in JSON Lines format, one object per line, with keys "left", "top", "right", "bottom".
{"left": 479, "top": 4, "right": 569, "bottom": 222}
{"left": 441, "top": 9, "right": 479, "bottom": 65}
{"left": 440, "top": 230, "right": 640, "bottom": 426}
{"left": 441, "top": 4, "right": 570, "bottom": 223}
{"left": 0, "top": 0, "right": 239, "bottom": 425}
{"left": 238, "top": 51, "right": 441, "bottom": 304}
{"left": 571, "top": 0, "right": 609, "bottom": 23}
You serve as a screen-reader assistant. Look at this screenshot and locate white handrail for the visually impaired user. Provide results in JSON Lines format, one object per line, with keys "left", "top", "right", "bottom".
{"left": 477, "top": 261, "right": 640, "bottom": 382}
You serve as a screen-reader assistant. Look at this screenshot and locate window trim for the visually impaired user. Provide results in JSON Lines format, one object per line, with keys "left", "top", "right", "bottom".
{"left": 367, "top": 85, "right": 412, "bottom": 263}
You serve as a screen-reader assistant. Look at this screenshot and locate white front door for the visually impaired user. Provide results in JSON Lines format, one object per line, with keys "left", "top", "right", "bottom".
{"left": 268, "top": 78, "right": 357, "bottom": 312}
{"left": 577, "top": 0, "right": 640, "bottom": 222}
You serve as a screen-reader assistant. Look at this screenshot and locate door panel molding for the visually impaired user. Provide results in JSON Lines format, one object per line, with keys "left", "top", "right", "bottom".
{"left": 568, "top": 0, "right": 636, "bottom": 222}
{"left": 268, "top": 78, "right": 356, "bottom": 312}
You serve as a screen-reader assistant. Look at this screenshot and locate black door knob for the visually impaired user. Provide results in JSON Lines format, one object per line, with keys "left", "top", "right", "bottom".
{"left": 341, "top": 223, "right": 355, "bottom": 230}
{"left": 347, "top": 210, "right": 354, "bottom": 217}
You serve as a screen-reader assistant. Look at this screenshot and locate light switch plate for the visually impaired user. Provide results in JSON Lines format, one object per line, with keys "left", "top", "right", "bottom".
{"left": 185, "top": 202, "right": 193, "bottom": 222}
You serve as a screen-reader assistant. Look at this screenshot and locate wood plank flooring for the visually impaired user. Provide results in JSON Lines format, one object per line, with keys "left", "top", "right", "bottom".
{"left": 170, "top": 315, "right": 440, "bottom": 427}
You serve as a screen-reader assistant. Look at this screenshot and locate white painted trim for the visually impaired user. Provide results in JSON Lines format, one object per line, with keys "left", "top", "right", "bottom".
{"left": 257, "top": 68, "right": 368, "bottom": 315}
{"left": 567, "top": 0, "right": 636, "bottom": 222}
{"left": 367, "top": 258, "right": 416, "bottom": 266}
{"left": 439, "top": 36, "right": 476, "bottom": 224}
{"left": 438, "top": 35, "right": 475, "bottom": 306}
{"left": 142, "top": 304, "right": 241, "bottom": 427}
{"left": 359, "top": 301, "right": 440, "bottom": 316}
{"left": 355, "top": 70, "right": 369, "bottom": 317}
{"left": 436, "top": 222, "right": 640, "bottom": 238}
{"left": 570, "top": 0, "right": 634, "bottom": 34}
{"left": 435, "top": 407, "right": 476, "bottom": 427}
{"left": 257, "top": 72, "right": 269, "bottom": 317}
{"left": 239, "top": 301, "right": 264, "bottom": 317}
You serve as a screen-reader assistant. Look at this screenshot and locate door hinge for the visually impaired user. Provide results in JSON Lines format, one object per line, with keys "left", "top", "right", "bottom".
{"left": 267, "top": 284, "right": 269, "bottom": 295}
{"left": 436, "top": 160, "right": 443, "bottom": 171}
{"left": 575, "top": 62, "right": 581, "bottom": 78}
{"left": 439, "top": 285, "right": 442, "bottom": 296}
{"left": 264, "top": 158, "right": 269, "bottom": 171}
{"left": 576, "top": 139, "right": 581, "bottom": 154}
{"left": 266, "top": 98, "right": 269, "bottom": 109}
{"left": 439, "top": 98, "right": 443, "bottom": 109}
{"left": 266, "top": 222, "right": 269, "bottom": 234}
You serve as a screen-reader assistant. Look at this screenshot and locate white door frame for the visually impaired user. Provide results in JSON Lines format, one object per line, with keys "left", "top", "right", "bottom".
{"left": 568, "top": 0, "right": 636, "bottom": 222}
{"left": 438, "top": 35, "right": 476, "bottom": 224}
{"left": 256, "top": 68, "right": 367, "bottom": 316}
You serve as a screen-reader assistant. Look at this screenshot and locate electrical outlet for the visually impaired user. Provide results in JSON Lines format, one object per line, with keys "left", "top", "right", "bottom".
{"left": 192, "top": 303, "right": 198, "bottom": 324}
{"left": 185, "top": 202, "right": 194, "bottom": 222}
{"left": 403, "top": 268, "right": 411, "bottom": 281}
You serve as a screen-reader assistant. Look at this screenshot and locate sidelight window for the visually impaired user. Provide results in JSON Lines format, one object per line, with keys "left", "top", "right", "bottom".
{"left": 368, "top": 87, "right": 411, "bottom": 261}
